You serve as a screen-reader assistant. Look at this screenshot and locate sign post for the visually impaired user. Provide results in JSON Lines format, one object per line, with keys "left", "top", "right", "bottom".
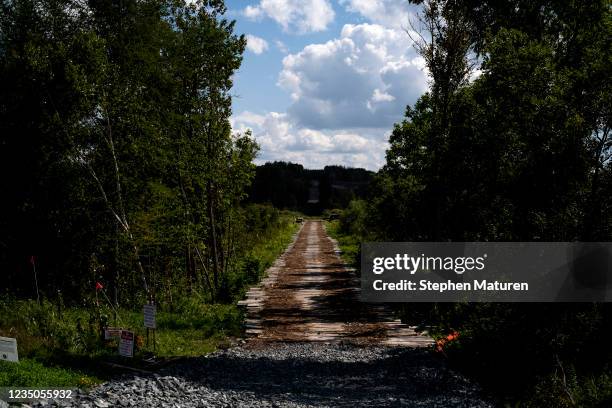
{"left": 118, "top": 330, "right": 134, "bottom": 358}
{"left": 143, "top": 304, "right": 156, "bottom": 329}
{"left": 0, "top": 337, "right": 18, "bottom": 362}
{"left": 143, "top": 303, "right": 156, "bottom": 353}
{"left": 104, "top": 327, "right": 122, "bottom": 340}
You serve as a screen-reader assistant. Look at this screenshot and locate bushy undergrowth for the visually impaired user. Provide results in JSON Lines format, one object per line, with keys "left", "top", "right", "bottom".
{"left": 325, "top": 220, "right": 360, "bottom": 267}
{"left": 426, "top": 303, "right": 612, "bottom": 406}
{"left": 0, "top": 207, "right": 299, "bottom": 387}
{"left": 230, "top": 207, "right": 300, "bottom": 299}
{"left": 333, "top": 201, "right": 612, "bottom": 407}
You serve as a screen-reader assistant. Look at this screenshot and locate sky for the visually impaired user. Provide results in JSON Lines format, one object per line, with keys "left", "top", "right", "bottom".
{"left": 224, "top": 0, "right": 429, "bottom": 170}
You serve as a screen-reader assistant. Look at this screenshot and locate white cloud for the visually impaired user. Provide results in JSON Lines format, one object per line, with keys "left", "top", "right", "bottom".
{"left": 232, "top": 111, "right": 388, "bottom": 170}
{"left": 371, "top": 88, "right": 395, "bottom": 102}
{"left": 244, "top": 5, "right": 263, "bottom": 19}
{"left": 234, "top": 7, "right": 431, "bottom": 170}
{"left": 245, "top": 34, "right": 269, "bottom": 54}
{"left": 232, "top": 111, "right": 266, "bottom": 127}
{"left": 278, "top": 23, "right": 428, "bottom": 130}
{"left": 243, "top": 0, "right": 335, "bottom": 34}
{"left": 339, "top": 0, "right": 415, "bottom": 30}
{"left": 275, "top": 40, "right": 289, "bottom": 54}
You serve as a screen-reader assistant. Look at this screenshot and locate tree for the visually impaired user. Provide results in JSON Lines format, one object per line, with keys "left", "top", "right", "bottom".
{"left": 0, "top": 0, "right": 258, "bottom": 305}
{"left": 372, "top": 1, "right": 612, "bottom": 402}
{"left": 406, "top": 0, "right": 475, "bottom": 239}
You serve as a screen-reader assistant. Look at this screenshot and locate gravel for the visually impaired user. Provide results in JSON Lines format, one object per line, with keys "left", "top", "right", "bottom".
{"left": 28, "top": 342, "right": 493, "bottom": 408}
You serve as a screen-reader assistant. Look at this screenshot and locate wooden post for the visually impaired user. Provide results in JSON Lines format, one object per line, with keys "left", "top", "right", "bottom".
{"left": 31, "top": 256, "right": 40, "bottom": 304}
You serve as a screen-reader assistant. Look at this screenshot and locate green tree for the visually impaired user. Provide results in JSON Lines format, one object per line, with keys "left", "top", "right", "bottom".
{"left": 372, "top": 0, "right": 612, "bottom": 402}
{"left": 0, "top": 0, "right": 258, "bottom": 306}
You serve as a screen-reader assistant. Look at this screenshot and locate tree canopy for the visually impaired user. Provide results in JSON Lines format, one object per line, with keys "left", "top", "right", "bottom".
{"left": 356, "top": 0, "right": 612, "bottom": 402}
{"left": 0, "top": 0, "right": 257, "bottom": 304}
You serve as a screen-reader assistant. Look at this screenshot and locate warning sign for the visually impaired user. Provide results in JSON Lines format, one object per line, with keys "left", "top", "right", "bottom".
{"left": 104, "top": 327, "right": 122, "bottom": 340}
{"left": 118, "top": 330, "right": 134, "bottom": 358}
{"left": 0, "top": 336, "right": 18, "bottom": 362}
{"left": 143, "top": 304, "right": 156, "bottom": 329}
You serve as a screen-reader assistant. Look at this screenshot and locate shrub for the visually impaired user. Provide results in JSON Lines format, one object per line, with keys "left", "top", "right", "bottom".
{"left": 339, "top": 200, "right": 368, "bottom": 238}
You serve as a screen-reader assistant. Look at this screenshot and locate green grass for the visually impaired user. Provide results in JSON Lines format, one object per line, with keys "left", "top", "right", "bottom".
{"left": 0, "top": 359, "right": 99, "bottom": 388}
{"left": 325, "top": 220, "right": 360, "bottom": 267}
{"left": 232, "top": 212, "right": 301, "bottom": 299}
{"left": 0, "top": 212, "right": 301, "bottom": 388}
{"left": 246, "top": 214, "right": 301, "bottom": 273}
{"left": 0, "top": 302, "right": 238, "bottom": 387}
{"left": 0, "top": 297, "right": 248, "bottom": 387}
{"left": 98, "top": 303, "right": 242, "bottom": 357}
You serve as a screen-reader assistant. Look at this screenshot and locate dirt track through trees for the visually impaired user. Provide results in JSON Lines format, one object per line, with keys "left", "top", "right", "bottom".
{"left": 240, "top": 220, "right": 432, "bottom": 347}
{"left": 61, "top": 221, "right": 491, "bottom": 408}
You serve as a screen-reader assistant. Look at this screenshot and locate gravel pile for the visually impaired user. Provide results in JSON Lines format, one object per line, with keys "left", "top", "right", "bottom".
{"left": 29, "top": 342, "right": 493, "bottom": 407}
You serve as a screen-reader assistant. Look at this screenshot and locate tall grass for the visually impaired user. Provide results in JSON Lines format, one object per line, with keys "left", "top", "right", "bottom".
{"left": 325, "top": 220, "right": 360, "bottom": 267}
{"left": 0, "top": 209, "right": 300, "bottom": 387}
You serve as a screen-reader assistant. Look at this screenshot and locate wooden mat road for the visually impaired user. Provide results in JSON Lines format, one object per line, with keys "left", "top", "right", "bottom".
{"left": 238, "top": 220, "right": 432, "bottom": 347}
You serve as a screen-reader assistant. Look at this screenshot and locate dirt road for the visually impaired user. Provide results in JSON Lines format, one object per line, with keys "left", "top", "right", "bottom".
{"left": 240, "top": 220, "right": 432, "bottom": 346}
{"left": 59, "top": 221, "right": 492, "bottom": 407}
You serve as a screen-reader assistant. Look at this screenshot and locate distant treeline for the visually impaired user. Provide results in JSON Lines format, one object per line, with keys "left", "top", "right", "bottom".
{"left": 248, "top": 162, "right": 372, "bottom": 214}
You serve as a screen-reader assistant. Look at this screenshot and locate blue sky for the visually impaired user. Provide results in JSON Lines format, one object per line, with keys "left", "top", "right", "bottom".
{"left": 224, "top": 0, "right": 429, "bottom": 170}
